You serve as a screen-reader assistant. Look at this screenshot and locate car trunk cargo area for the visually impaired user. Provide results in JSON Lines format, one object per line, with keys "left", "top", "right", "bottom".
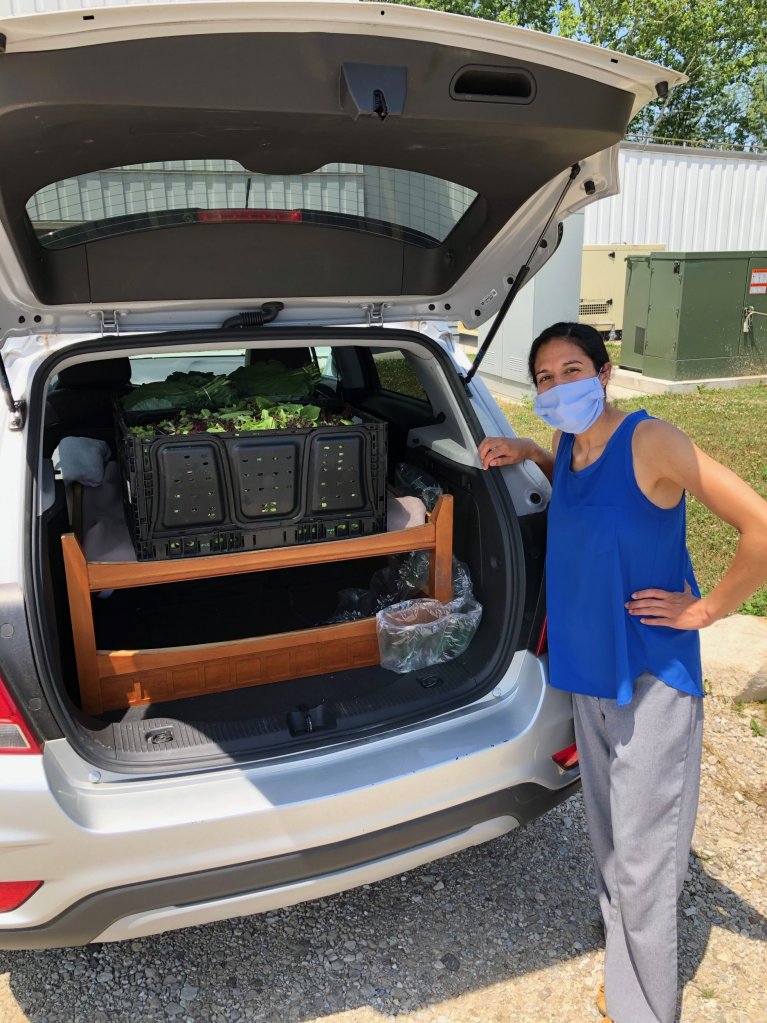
{"left": 32, "top": 331, "right": 526, "bottom": 766}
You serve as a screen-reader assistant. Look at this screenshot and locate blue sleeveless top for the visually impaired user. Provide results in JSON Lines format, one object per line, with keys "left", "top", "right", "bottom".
{"left": 546, "top": 409, "right": 703, "bottom": 705}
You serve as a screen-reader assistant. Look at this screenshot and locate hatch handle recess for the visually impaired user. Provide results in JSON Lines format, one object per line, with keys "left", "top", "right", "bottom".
{"left": 341, "top": 63, "right": 407, "bottom": 120}
{"left": 286, "top": 704, "right": 337, "bottom": 736}
{"left": 0, "top": 352, "right": 25, "bottom": 430}
{"left": 464, "top": 163, "right": 581, "bottom": 387}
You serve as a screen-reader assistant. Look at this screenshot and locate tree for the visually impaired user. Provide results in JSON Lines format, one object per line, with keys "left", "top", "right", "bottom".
{"left": 567, "top": 1, "right": 767, "bottom": 145}
{"left": 744, "top": 69, "right": 767, "bottom": 147}
{"left": 372, "top": 0, "right": 561, "bottom": 31}
{"left": 375, "top": 0, "right": 767, "bottom": 146}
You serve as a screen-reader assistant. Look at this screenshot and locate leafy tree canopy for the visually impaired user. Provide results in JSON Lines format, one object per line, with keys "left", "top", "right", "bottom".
{"left": 373, "top": 0, "right": 767, "bottom": 147}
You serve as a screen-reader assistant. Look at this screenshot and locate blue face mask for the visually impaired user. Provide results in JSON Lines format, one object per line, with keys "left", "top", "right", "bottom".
{"left": 533, "top": 374, "right": 605, "bottom": 434}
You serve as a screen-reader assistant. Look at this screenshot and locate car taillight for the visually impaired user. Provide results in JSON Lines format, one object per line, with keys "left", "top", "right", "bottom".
{"left": 535, "top": 616, "right": 548, "bottom": 656}
{"left": 0, "top": 881, "right": 43, "bottom": 912}
{"left": 197, "top": 208, "right": 303, "bottom": 224}
{"left": 552, "top": 743, "right": 579, "bottom": 771}
{"left": 0, "top": 676, "right": 41, "bottom": 754}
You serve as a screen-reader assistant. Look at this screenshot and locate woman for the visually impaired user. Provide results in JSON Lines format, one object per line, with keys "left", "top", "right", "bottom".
{"left": 478, "top": 322, "right": 767, "bottom": 1023}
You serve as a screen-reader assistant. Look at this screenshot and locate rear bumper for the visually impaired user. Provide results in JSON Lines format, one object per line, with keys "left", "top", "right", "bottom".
{"left": 0, "top": 651, "right": 577, "bottom": 948}
{"left": 0, "top": 778, "right": 579, "bottom": 949}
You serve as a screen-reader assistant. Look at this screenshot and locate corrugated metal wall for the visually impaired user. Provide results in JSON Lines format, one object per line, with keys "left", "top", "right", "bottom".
{"left": 584, "top": 142, "right": 767, "bottom": 251}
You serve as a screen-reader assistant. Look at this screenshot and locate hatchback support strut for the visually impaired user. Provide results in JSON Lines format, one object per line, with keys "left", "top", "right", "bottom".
{"left": 0, "top": 350, "right": 25, "bottom": 430}
{"left": 464, "top": 163, "right": 582, "bottom": 387}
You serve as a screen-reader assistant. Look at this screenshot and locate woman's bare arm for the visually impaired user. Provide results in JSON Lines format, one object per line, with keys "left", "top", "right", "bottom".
{"left": 626, "top": 419, "right": 767, "bottom": 629}
{"left": 478, "top": 432, "right": 559, "bottom": 482}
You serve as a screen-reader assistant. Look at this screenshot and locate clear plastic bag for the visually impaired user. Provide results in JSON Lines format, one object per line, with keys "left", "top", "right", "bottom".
{"left": 375, "top": 555, "right": 482, "bottom": 672}
{"left": 376, "top": 593, "right": 482, "bottom": 673}
{"left": 324, "top": 557, "right": 421, "bottom": 623}
{"left": 326, "top": 553, "right": 474, "bottom": 626}
{"left": 395, "top": 463, "right": 443, "bottom": 512}
{"left": 397, "top": 551, "right": 474, "bottom": 602}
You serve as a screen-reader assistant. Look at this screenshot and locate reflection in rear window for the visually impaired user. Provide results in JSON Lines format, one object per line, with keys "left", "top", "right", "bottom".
{"left": 26, "top": 160, "right": 477, "bottom": 249}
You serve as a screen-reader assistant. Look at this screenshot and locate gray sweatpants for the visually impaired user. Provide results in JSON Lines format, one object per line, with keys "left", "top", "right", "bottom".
{"left": 573, "top": 673, "right": 704, "bottom": 1023}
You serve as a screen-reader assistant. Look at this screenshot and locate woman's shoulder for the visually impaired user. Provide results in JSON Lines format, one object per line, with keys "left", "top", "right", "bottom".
{"left": 632, "top": 413, "right": 694, "bottom": 464}
{"left": 633, "top": 412, "right": 686, "bottom": 441}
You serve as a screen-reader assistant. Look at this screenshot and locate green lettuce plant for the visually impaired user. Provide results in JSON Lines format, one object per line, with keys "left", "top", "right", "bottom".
{"left": 129, "top": 402, "right": 353, "bottom": 437}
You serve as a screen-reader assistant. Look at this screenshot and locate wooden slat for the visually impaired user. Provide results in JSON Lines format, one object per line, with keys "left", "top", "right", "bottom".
{"left": 97, "top": 618, "right": 378, "bottom": 675}
{"left": 85, "top": 518, "right": 439, "bottom": 592}
{"left": 430, "top": 494, "right": 454, "bottom": 603}
{"left": 95, "top": 619, "right": 380, "bottom": 710}
{"left": 61, "top": 533, "right": 103, "bottom": 715}
{"left": 64, "top": 493, "right": 454, "bottom": 713}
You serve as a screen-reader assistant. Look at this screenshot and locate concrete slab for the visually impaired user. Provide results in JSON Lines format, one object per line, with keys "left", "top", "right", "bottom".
{"left": 610, "top": 366, "right": 767, "bottom": 399}
{"left": 700, "top": 614, "right": 767, "bottom": 703}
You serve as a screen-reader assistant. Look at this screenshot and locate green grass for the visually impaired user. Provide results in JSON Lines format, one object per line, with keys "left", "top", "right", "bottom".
{"left": 605, "top": 340, "right": 622, "bottom": 364}
{"left": 497, "top": 385, "right": 767, "bottom": 616}
{"left": 374, "top": 355, "right": 429, "bottom": 401}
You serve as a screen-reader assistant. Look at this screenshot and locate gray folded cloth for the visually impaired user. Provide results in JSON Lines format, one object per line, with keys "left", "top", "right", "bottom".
{"left": 81, "top": 461, "right": 136, "bottom": 563}
{"left": 54, "top": 436, "right": 111, "bottom": 487}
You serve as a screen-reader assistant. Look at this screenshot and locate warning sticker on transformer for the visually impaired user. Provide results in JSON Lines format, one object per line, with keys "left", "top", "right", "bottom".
{"left": 749, "top": 268, "right": 767, "bottom": 294}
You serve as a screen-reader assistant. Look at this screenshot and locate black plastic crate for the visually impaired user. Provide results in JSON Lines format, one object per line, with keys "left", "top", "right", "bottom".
{"left": 116, "top": 406, "right": 387, "bottom": 560}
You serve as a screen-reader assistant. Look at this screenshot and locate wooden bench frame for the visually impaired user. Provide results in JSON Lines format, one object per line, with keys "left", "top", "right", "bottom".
{"left": 61, "top": 494, "right": 453, "bottom": 714}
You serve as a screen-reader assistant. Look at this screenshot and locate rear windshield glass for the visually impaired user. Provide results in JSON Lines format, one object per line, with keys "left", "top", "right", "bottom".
{"left": 26, "top": 160, "right": 477, "bottom": 250}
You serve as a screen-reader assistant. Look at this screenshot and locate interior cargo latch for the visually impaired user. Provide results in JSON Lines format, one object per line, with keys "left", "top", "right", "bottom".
{"left": 287, "top": 704, "right": 337, "bottom": 736}
{"left": 341, "top": 63, "right": 407, "bottom": 121}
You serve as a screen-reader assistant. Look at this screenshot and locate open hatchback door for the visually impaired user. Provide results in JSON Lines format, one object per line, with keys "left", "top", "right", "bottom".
{"left": 0, "top": 0, "right": 684, "bottom": 332}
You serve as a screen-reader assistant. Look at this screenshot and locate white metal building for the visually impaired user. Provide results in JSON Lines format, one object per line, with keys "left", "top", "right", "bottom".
{"left": 475, "top": 212, "right": 585, "bottom": 400}
{"left": 584, "top": 141, "right": 767, "bottom": 252}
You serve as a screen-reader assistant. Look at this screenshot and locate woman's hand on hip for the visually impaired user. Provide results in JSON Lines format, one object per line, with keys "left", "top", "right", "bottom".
{"left": 625, "top": 582, "right": 714, "bottom": 630}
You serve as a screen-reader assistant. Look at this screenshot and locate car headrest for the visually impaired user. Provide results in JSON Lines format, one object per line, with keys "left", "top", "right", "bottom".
{"left": 247, "top": 348, "right": 314, "bottom": 369}
{"left": 57, "top": 358, "right": 131, "bottom": 391}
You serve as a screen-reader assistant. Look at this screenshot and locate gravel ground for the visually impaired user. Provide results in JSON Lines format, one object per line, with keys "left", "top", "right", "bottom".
{"left": 1, "top": 692, "right": 765, "bottom": 1023}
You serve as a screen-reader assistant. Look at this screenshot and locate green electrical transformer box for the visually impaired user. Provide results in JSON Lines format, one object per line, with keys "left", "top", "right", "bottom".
{"left": 620, "top": 251, "right": 767, "bottom": 380}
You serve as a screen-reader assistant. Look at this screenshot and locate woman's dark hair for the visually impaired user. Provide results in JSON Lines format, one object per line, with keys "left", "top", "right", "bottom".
{"left": 527, "top": 322, "right": 610, "bottom": 382}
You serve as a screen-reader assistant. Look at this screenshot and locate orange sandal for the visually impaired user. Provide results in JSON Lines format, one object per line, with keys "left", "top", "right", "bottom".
{"left": 596, "top": 982, "right": 607, "bottom": 1017}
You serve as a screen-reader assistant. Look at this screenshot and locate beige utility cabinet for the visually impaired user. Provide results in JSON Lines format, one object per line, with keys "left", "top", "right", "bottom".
{"left": 579, "top": 244, "right": 665, "bottom": 336}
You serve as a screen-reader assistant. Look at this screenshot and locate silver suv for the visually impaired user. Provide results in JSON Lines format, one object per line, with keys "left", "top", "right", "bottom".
{"left": 0, "top": 1, "right": 679, "bottom": 948}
